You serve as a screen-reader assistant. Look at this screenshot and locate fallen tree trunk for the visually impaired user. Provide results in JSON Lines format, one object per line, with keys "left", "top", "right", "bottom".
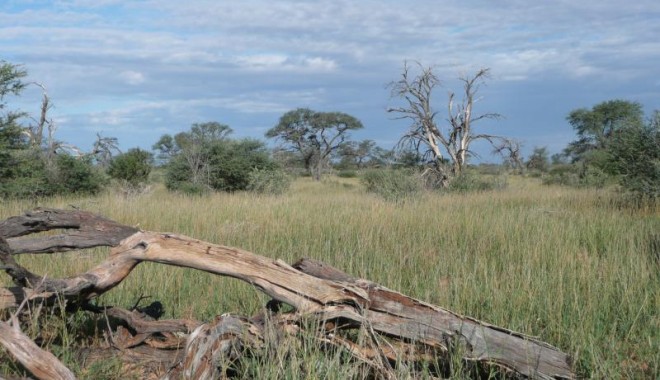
{"left": 0, "top": 319, "right": 75, "bottom": 380}
{"left": 0, "top": 208, "right": 575, "bottom": 379}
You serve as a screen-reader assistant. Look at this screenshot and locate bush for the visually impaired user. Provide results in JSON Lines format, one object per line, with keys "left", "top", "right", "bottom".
{"left": 362, "top": 169, "right": 423, "bottom": 201}
{"left": 49, "top": 154, "right": 105, "bottom": 195}
{"left": 608, "top": 122, "right": 659, "bottom": 201}
{"left": 0, "top": 151, "right": 103, "bottom": 199}
{"left": 207, "top": 139, "right": 275, "bottom": 191}
{"left": 543, "top": 164, "right": 611, "bottom": 188}
{"left": 108, "top": 148, "right": 153, "bottom": 186}
{"left": 247, "top": 168, "right": 291, "bottom": 195}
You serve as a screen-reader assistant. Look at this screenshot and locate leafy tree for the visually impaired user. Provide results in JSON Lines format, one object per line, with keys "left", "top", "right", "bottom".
{"left": 565, "top": 100, "right": 643, "bottom": 168}
{"left": 0, "top": 61, "right": 105, "bottom": 199}
{"left": 0, "top": 61, "right": 27, "bottom": 134}
{"left": 337, "top": 139, "right": 377, "bottom": 169}
{"left": 0, "top": 61, "right": 27, "bottom": 150}
{"left": 266, "top": 108, "right": 363, "bottom": 180}
{"left": 108, "top": 148, "right": 153, "bottom": 186}
{"left": 388, "top": 62, "right": 504, "bottom": 186}
{"left": 526, "top": 146, "right": 550, "bottom": 172}
{"left": 155, "top": 122, "right": 233, "bottom": 184}
{"left": 608, "top": 111, "right": 659, "bottom": 200}
{"left": 159, "top": 123, "right": 278, "bottom": 193}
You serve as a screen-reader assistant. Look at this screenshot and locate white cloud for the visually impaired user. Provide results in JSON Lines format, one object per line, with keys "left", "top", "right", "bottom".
{"left": 2, "top": 0, "right": 659, "bottom": 152}
{"left": 234, "top": 54, "right": 337, "bottom": 72}
{"left": 119, "top": 70, "right": 145, "bottom": 85}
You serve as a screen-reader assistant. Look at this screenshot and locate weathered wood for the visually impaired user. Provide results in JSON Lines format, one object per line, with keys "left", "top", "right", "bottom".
{"left": 0, "top": 209, "right": 575, "bottom": 379}
{"left": 0, "top": 320, "right": 76, "bottom": 380}
{"left": 294, "top": 258, "right": 573, "bottom": 379}
{"left": 1, "top": 207, "right": 138, "bottom": 253}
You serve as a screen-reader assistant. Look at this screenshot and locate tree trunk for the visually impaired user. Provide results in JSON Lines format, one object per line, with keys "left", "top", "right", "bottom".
{"left": 0, "top": 208, "right": 575, "bottom": 379}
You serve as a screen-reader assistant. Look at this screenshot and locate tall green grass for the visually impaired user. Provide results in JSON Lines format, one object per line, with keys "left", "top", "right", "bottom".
{"left": 1, "top": 177, "right": 658, "bottom": 378}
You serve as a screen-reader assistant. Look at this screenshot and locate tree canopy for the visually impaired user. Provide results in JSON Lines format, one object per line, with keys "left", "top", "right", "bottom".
{"left": 266, "top": 108, "right": 363, "bottom": 180}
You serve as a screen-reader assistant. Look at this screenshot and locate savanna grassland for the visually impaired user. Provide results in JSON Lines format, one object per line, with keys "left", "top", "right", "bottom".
{"left": 1, "top": 176, "right": 658, "bottom": 379}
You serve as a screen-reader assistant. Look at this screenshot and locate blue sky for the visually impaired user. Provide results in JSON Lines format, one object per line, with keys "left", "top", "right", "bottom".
{"left": 1, "top": 0, "right": 659, "bottom": 161}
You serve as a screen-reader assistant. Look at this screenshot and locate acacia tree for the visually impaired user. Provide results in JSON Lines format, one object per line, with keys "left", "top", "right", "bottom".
{"left": 337, "top": 139, "right": 377, "bottom": 169}
{"left": 388, "top": 62, "right": 503, "bottom": 185}
{"left": 266, "top": 108, "right": 363, "bottom": 180}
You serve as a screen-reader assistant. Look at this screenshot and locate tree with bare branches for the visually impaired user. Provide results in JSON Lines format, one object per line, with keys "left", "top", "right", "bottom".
{"left": 388, "top": 62, "right": 504, "bottom": 186}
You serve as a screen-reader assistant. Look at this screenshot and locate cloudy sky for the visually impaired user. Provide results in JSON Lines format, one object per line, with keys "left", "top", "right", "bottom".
{"left": 1, "top": 0, "right": 659, "bottom": 160}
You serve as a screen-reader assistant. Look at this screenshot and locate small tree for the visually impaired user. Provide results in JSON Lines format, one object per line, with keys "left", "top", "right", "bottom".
{"left": 0, "top": 61, "right": 27, "bottom": 150}
{"left": 493, "top": 139, "right": 524, "bottom": 174}
{"left": 91, "top": 133, "right": 121, "bottom": 168}
{"left": 108, "top": 148, "right": 153, "bottom": 186}
{"left": 526, "top": 146, "right": 550, "bottom": 172}
{"left": 266, "top": 108, "right": 363, "bottom": 180}
{"left": 388, "top": 62, "right": 503, "bottom": 186}
{"left": 155, "top": 122, "right": 233, "bottom": 186}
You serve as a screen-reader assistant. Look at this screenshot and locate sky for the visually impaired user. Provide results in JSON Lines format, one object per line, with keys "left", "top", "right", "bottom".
{"left": 1, "top": 0, "right": 659, "bottom": 161}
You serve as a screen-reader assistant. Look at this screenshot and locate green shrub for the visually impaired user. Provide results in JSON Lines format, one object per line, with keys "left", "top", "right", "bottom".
{"left": 0, "top": 151, "right": 103, "bottom": 199}
{"left": 608, "top": 122, "right": 659, "bottom": 201}
{"left": 164, "top": 139, "right": 277, "bottom": 193}
{"left": 49, "top": 154, "right": 105, "bottom": 195}
{"left": 207, "top": 139, "right": 275, "bottom": 192}
{"left": 543, "top": 164, "right": 611, "bottom": 188}
{"left": 362, "top": 169, "right": 423, "bottom": 201}
{"left": 247, "top": 168, "right": 291, "bottom": 195}
{"left": 108, "top": 148, "right": 153, "bottom": 186}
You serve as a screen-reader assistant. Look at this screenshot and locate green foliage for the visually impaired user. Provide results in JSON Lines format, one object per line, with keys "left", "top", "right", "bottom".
{"left": 207, "top": 139, "right": 276, "bottom": 192}
{"left": 108, "top": 148, "right": 153, "bottom": 186}
{"left": 247, "top": 168, "right": 291, "bottom": 195}
{"left": 526, "top": 146, "right": 550, "bottom": 173}
{"left": 49, "top": 154, "right": 105, "bottom": 195}
{"left": 165, "top": 138, "right": 278, "bottom": 193}
{"left": 543, "top": 164, "right": 611, "bottom": 188}
{"left": 266, "top": 108, "right": 363, "bottom": 179}
{"left": 0, "top": 149, "right": 50, "bottom": 198}
{"left": 565, "top": 100, "right": 644, "bottom": 165}
{"left": 608, "top": 116, "right": 660, "bottom": 200}
{"left": 0, "top": 61, "right": 27, "bottom": 135}
{"left": 362, "top": 169, "right": 423, "bottom": 201}
{"left": 0, "top": 152, "right": 104, "bottom": 199}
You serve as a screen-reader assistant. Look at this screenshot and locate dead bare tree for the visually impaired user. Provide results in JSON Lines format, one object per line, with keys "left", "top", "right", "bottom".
{"left": 494, "top": 138, "right": 525, "bottom": 174}
{"left": 0, "top": 209, "right": 575, "bottom": 380}
{"left": 388, "top": 62, "right": 504, "bottom": 185}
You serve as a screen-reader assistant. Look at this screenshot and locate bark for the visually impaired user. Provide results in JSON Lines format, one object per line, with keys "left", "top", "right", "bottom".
{"left": 0, "top": 209, "right": 575, "bottom": 379}
{"left": 0, "top": 320, "right": 76, "bottom": 380}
